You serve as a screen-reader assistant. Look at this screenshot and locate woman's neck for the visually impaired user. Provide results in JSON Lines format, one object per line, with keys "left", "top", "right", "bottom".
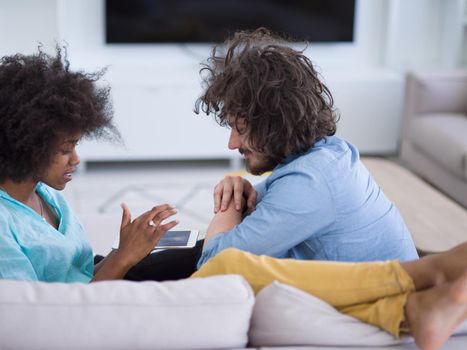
{"left": 0, "top": 179, "right": 39, "bottom": 205}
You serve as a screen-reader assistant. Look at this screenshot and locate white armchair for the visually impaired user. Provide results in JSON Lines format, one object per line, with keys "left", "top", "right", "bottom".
{"left": 400, "top": 70, "right": 467, "bottom": 208}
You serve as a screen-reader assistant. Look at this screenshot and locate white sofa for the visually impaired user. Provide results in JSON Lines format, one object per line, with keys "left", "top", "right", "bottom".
{"left": 1, "top": 275, "right": 466, "bottom": 350}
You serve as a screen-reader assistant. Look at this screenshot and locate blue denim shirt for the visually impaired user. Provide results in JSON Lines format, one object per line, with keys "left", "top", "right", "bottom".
{"left": 198, "top": 136, "right": 418, "bottom": 267}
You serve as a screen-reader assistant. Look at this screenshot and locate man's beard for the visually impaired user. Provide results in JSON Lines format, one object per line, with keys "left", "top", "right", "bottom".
{"left": 244, "top": 154, "right": 276, "bottom": 175}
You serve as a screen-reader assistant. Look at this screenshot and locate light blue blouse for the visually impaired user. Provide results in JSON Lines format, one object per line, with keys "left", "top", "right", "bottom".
{"left": 198, "top": 136, "right": 418, "bottom": 267}
{"left": 0, "top": 183, "right": 93, "bottom": 282}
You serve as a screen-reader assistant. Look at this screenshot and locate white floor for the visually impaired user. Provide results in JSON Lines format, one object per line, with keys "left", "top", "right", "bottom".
{"left": 62, "top": 161, "right": 265, "bottom": 255}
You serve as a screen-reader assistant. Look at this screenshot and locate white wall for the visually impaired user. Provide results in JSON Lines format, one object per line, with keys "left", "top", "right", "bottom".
{"left": 384, "top": 0, "right": 462, "bottom": 70}
{"left": 0, "top": 0, "right": 58, "bottom": 55}
{"left": 0, "top": 0, "right": 461, "bottom": 161}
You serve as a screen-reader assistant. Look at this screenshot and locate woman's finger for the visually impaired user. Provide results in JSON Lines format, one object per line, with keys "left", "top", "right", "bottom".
{"left": 120, "top": 202, "right": 131, "bottom": 228}
{"left": 157, "top": 219, "right": 179, "bottom": 233}
{"left": 152, "top": 208, "right": 178, "bottom": 226}
{"left": 136, "top": 204, "right": 173, "bottom": 225}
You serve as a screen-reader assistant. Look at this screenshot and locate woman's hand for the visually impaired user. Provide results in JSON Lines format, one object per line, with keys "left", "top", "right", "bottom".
{"left": 116, "top": 203, "right": 179, "bottom": 268}
{"left": 91, "top": 203, "right": 179, "bottom": 282}
{"left": 213, "top": 176, "right": 257, "bottom": 214}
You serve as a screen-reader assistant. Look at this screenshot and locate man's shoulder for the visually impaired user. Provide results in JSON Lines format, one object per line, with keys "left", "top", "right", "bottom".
{"left": 310, "top": 136, "right": 353, "bottom": 157}
{"left": 267, "top": 152, "right": 331, "bottom": 191}
{"left": 269, "top": 136, "right": 363, "bottom": 193}
{"left": 308, "top": 136, "right": 360, "bottom": 172}
{"left": 284, "top": 137, "right": 354, "bottom": 170}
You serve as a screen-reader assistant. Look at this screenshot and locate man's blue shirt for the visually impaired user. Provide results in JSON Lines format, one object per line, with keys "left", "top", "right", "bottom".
{"left": 198, "top": 136, "right": 418, "bottom": 267}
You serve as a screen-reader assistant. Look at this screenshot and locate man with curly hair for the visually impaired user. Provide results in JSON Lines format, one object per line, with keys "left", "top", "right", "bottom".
{"left": 195, "top": 28, "right": 418, "bottom": 267}
{"left": 0, "top": 47, "right": 179, "bottom": 282}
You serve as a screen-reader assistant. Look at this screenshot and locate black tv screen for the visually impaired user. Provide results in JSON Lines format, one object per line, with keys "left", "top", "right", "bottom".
{"left": 106, "top": 0, "right": 355, "bottom": 43}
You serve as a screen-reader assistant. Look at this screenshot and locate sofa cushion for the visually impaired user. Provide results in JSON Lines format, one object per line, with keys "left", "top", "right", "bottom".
{"left": 409, "top": 113, "right": 467, "bottom": 180}
{"left": 249, "top": 281, "right": 413, "bottom": 347}
{"left": 0, "top": 275, "right": 254, "bottom": 350}
{"left": 249, "top": 281, "right": 467, "bottom": 347}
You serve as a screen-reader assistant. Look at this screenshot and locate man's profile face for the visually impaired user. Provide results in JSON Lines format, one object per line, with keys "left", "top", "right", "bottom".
{"left": 226, "top": 115, "right": 276, "bottom": 175}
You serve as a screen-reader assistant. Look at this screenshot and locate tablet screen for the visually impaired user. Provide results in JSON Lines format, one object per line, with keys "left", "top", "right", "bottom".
{"left": 156, "top": 230, "right": 191, "bottom": 247}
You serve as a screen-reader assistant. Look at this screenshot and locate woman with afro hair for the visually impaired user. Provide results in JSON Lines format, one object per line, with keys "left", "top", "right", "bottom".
{"left": 0, "top": 47, "right": 179, "bottom": 282}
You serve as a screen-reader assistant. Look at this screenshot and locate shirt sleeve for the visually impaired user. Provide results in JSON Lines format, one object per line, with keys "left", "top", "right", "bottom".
{"left": 198, "top": 167, "right": 336, "bottom": 267}
{"left": 0, "top": 219, "right": 38, "bottom": 281}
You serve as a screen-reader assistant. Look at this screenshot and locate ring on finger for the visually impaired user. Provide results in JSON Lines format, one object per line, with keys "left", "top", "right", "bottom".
{"left": 148, "top": 220, "right": 157, "bottom": 227}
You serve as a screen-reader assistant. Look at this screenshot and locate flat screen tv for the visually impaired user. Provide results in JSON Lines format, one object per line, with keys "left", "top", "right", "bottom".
{"left": 106, "top": 0, "right": 356, "bottom": 44}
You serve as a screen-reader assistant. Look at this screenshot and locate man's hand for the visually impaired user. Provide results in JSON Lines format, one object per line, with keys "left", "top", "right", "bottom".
{"left": 213, "top": 176, "right": 257, "bottom": 213}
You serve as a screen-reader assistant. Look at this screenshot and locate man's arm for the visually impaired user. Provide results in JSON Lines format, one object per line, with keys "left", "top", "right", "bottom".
{"left": 198, "top": 170, "right": 335, "bottom": 268}
{"left": 204, "top": 197, "right": 244, "bottom": 247}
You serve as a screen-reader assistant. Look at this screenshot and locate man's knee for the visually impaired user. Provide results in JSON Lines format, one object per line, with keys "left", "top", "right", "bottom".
{"left": 193, "top": 248, "right": 246, "bottom": 278}
{"left": 209, "top": 248, "right": 246, "bottom": 271}
{"left": 216, "top": 247, "right": 245, "bottom": 260}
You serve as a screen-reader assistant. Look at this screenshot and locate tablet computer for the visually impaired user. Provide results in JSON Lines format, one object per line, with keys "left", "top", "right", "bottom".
{"left": 154, "top": 230, "right": 199, "bottom": 249}
{"left": 112, "top": 230, "right": 199, "bottom": 250}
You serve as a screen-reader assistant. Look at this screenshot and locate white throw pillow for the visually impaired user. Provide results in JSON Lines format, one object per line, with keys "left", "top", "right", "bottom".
{"left": 249, "top": 281, "right": 414, "bottom": 347}
{"left": 0, "top": 275, "right": 254, "bottom": 350}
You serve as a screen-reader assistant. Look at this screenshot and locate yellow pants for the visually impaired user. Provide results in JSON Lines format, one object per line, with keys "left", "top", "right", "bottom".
{"left": 191, "top": 248, "right": 415, "bottom": 337}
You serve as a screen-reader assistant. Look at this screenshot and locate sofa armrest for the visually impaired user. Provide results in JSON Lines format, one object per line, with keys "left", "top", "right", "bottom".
{"left": 404, "top": 70, "right": 467, "bottom": 118}
{"left": 401, "top": 70, "right": 467, "bottom": 142}
{"left": 0, "top": 275, "right": 254, "bottom": 350}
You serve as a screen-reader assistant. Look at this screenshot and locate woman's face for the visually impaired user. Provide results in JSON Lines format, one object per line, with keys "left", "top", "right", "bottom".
{"left": 41, "top": 133, "right": 81, "bottom": 190}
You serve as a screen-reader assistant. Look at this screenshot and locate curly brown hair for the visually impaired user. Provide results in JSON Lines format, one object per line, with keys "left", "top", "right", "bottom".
{"left": 0, "top": 46, "right": 118, "bottom": 182}
{"left": 195, "top": 28, "right": 338, "bottom": 165}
